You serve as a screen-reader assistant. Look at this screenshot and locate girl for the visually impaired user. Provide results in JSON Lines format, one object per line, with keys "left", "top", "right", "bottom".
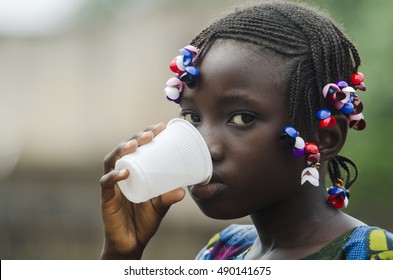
{"left": 99, "top": 1, "right": 393, "bottom": 260}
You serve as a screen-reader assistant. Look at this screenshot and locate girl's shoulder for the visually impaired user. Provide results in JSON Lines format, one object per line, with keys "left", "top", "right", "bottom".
{"left": 304, "top": 225, "right": 393, "bottom": 260}
{"left": 195, "top": 224, "right": 257, "bottom": 260}
{"left": 344, "top": 225, "right": 393, "bottom": 260}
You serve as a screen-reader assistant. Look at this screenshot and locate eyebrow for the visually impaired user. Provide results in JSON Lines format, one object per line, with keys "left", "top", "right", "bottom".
{"left": 218, "top": 93, "right": 262, "bottom": 106}
{"left": 181, "top": 92, "right": 263, "bottom": 107}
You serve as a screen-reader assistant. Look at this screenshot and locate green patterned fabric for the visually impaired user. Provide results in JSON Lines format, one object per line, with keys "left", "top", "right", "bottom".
{"left": 196, "top": 224, "right": 393, "bottom": 260}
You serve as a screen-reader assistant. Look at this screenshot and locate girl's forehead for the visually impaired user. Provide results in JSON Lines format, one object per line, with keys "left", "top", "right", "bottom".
{"left": 198, "top": 40, "right": 292, "bottom": 88}
{"left": 181, "top": 40, "right": 290, "bottom": 111}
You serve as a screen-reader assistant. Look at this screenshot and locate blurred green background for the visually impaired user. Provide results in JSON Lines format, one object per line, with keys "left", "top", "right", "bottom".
{"left": 0, "top": 0, "right": 392, "bottom": 259}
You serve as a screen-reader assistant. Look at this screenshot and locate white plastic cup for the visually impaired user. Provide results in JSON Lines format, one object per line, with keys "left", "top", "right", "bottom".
{"left": 115, "top": 118, "right": 213, "bottom": 203}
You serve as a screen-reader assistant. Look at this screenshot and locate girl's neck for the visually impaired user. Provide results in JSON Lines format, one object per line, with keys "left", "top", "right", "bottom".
{"left": 247, "top": 183, "right": 364, "bottom": 259}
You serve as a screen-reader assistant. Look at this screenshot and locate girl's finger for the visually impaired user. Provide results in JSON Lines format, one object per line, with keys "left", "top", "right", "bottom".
{"left": 135, "top": 131, "right": 154, "bottom": 146}
{"left": 136, "top": 123, "right": 167, "bottom": 146}
{"left": 100, "top": 169, "right": 129, "bottom": 202}
{"left": 151, "top": 187, "right": 186, "bottom": 218}
{"left": 151, "top": 122, "right": 166, "bottom": 137}
{"left": 103, "top": 123, "right": 166, "bottom": 174}
{"left": 103, "top": 140, "right": 138, "bottom": 173}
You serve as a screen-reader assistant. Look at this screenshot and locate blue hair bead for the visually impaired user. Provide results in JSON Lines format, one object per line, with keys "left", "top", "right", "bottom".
{"left": 340, "top": 102, "right": 355, "bottom": 115}
{"left": 349, "top": 93, "right": 356, "bottom": 103}
{"left": 180, "top": 48, "right": 193, "bottom": 66}
{"left": 185, "top": 66, "right": 199, "bottom": 76}
{"left": 336, "top": 80, "right": 348, "bottom": 88}
{"left": 328, "top": 186, "right": 344, "bottom": 196}
{"left": 282, "top": 125, "right": 298, "bottom": 138}
{"left": 316, "top": 109, "right": 331, "bottom": 120}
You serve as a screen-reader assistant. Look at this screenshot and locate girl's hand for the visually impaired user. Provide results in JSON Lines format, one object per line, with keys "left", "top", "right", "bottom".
{"left": 99, "top": 123, "right": 186, "bottom": 259}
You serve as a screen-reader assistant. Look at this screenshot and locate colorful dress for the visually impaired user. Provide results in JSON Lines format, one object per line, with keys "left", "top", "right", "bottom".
{"left": 196, "top": 224, "right": 393, "bottom": 260}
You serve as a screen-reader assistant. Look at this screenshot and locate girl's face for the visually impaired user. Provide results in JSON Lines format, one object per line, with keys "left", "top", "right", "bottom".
{"left": 180, "top": 40, "right": 304, "bottom": 219}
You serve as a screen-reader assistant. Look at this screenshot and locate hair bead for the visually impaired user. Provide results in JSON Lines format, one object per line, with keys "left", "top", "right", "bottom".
{"left": 350, "top": 72, "right": 365, "bottom": 85}
{"left": 165, "top": 45, "right": 199, "bottom": 103}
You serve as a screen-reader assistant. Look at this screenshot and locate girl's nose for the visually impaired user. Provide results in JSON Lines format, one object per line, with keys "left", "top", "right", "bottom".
{"left": 198, "top": 124, "right": 224, "bottom": 162}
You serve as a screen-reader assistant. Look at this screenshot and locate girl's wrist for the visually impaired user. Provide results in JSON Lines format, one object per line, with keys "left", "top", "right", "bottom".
{"left": 100, "top": 244, "right": 144, "bottom": 260}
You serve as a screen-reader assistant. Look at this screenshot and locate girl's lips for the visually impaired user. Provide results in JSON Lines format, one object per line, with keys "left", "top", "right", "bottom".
{"left": 189, "top": 182, "right": 226, "bottom": 201}
{"left": 189, "top": 173, "right": 226, "bottom": 200}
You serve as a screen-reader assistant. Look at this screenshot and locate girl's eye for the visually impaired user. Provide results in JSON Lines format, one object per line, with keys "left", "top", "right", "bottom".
{"left": 229, "top": 113, "right": 256, "bottom": 126}
{"left": 182, "top": 112, "right": 201, "bottom": 124}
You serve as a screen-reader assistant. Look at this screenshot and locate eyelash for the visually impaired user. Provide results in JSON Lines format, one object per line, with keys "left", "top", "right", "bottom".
{"left": 180, "top": 110, "right": 257, "bottom": 127}
{"left": 181, "top": 110, "right": 201, "bottom": 124}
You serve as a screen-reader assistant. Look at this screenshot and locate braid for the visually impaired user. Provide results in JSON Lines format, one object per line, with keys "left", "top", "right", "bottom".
{"left": 189, "top": 1, "right": 362, "bottom": 188}
{"left": 328, "top": 156, "right": 359, "bottom": 189}
{"left": 328, "top": 158, "right": 342, "bottom": 185}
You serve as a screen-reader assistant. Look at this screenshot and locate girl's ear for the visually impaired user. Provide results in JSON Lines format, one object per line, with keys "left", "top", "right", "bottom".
{"left": 315, "top": 114, "right": 348, "bottom": 161}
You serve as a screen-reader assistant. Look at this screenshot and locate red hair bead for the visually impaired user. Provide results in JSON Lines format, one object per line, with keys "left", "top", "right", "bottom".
{"left": 306, "top": 152, "right": 320, "bottom": 165}
{"left": 350, "top": 72, "right": 364, "bottom": 85}
{"left": 327, "top": 194, "right": 345, "bottom": 209}
{"left": 316, "top": 109, "right": 336, "bottom": 128}
{"left": 319, "top": 116, "right": 336, "bottom": 128}
{"left": 169, "top": 56, "right": 185, "bottom": 75}
{"left": 327, "top": 185, "right": 349, "bottom": 208}
{"left": 304, "top": 142, "right": 318, "bottom": 154}
{"left": 305, "top": 142, "right": 320, "bottom": 165}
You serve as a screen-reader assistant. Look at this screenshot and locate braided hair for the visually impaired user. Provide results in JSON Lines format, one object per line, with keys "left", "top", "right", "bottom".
{"left": 189, "top": 1, "right": 360, "bottom": 190}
